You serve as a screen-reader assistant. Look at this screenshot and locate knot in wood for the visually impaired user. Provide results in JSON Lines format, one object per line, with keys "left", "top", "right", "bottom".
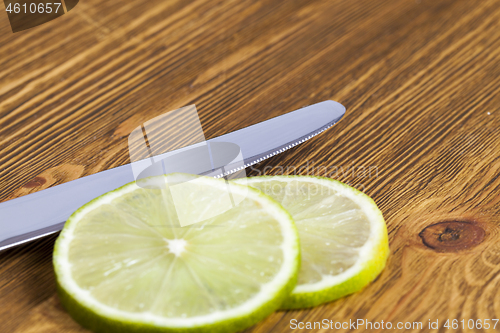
{"left": 23, "top": 177, "right": 47, "bottom": 188}
{"left": 419, "top": 221, "right": 485, "bottom": 252}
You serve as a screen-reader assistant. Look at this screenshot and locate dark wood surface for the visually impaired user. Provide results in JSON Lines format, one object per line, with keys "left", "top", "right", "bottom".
{"left": 1, "top": 0, "right": 500, "bottom": 332}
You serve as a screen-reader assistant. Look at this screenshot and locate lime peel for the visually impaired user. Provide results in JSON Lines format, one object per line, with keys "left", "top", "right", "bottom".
{"left": 54, "top": 174, "right": 300, "bottom": 333}
{"left": 234, "top": 175, "right": 389, "bottom": 309}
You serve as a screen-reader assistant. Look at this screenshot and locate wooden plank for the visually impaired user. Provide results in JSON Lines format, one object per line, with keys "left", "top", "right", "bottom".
{"left": 1, "top": 0, "right": 500, "bottom": 332}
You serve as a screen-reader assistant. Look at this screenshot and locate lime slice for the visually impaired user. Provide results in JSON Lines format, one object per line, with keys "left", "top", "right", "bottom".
{"left": 234, "top": 176, "right": 389, "bottom": 309}
{"left": 53, "top": 174, "right": 300, "bottom": 333}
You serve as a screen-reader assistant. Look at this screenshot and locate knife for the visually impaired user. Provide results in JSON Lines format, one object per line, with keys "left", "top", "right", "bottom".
{"left": 0, "top": 100, "right": 345, "bottom": 251}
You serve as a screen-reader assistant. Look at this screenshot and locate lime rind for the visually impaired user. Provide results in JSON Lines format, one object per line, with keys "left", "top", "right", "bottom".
{"left": 55, "top": 275, "right": 298, "bottom": 333}
{"left": 53, "top": 174, "right": 300, "bottom": 333}
{"left": 234, "top": 175, "right": 389, "bottom": 309}
{"left": 282, "top": 228, "right": 388, "bottom": 309}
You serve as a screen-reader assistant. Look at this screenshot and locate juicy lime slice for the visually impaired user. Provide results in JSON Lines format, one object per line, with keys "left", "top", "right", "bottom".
{"left": 53, "top": 173, "right": 300, "bottom": 333}
{"left": 234, "top": 176, "right": 389, "bottom": 309}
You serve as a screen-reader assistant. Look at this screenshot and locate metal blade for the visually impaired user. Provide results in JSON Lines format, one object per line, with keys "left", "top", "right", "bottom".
{"left": 0, "top": 100, "right": 345, "bottom": 250}
{"left": 208, "top": 100, "right": 345, "bottom": 176}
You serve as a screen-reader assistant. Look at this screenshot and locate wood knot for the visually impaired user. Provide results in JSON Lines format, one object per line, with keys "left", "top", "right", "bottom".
{"left": 419, "top": 221, "right": 485, "bottom": 252}
{"left": 23, "top": 176, "right": 47, "bottom": 188}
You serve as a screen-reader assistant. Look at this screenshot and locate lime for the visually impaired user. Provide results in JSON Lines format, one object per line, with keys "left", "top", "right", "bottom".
{"left": 234, "top": 175, "right": 389, "bottom": 309}
{"left": 53, "top": 173, "right": 300, "bottom": 333}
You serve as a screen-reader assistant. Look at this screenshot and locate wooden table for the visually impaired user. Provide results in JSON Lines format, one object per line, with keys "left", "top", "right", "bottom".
{"left": 1, "top": 0, "right": 500, "bottom": 332}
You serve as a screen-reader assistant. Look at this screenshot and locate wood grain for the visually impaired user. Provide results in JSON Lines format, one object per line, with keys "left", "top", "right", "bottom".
{"left": 1, "top": 0, "right": 500, "bottom": 332}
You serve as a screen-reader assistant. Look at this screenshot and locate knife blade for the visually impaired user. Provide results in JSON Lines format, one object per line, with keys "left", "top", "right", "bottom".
{"left": 0, "top": 100, "right": 345, "bottom": 250}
